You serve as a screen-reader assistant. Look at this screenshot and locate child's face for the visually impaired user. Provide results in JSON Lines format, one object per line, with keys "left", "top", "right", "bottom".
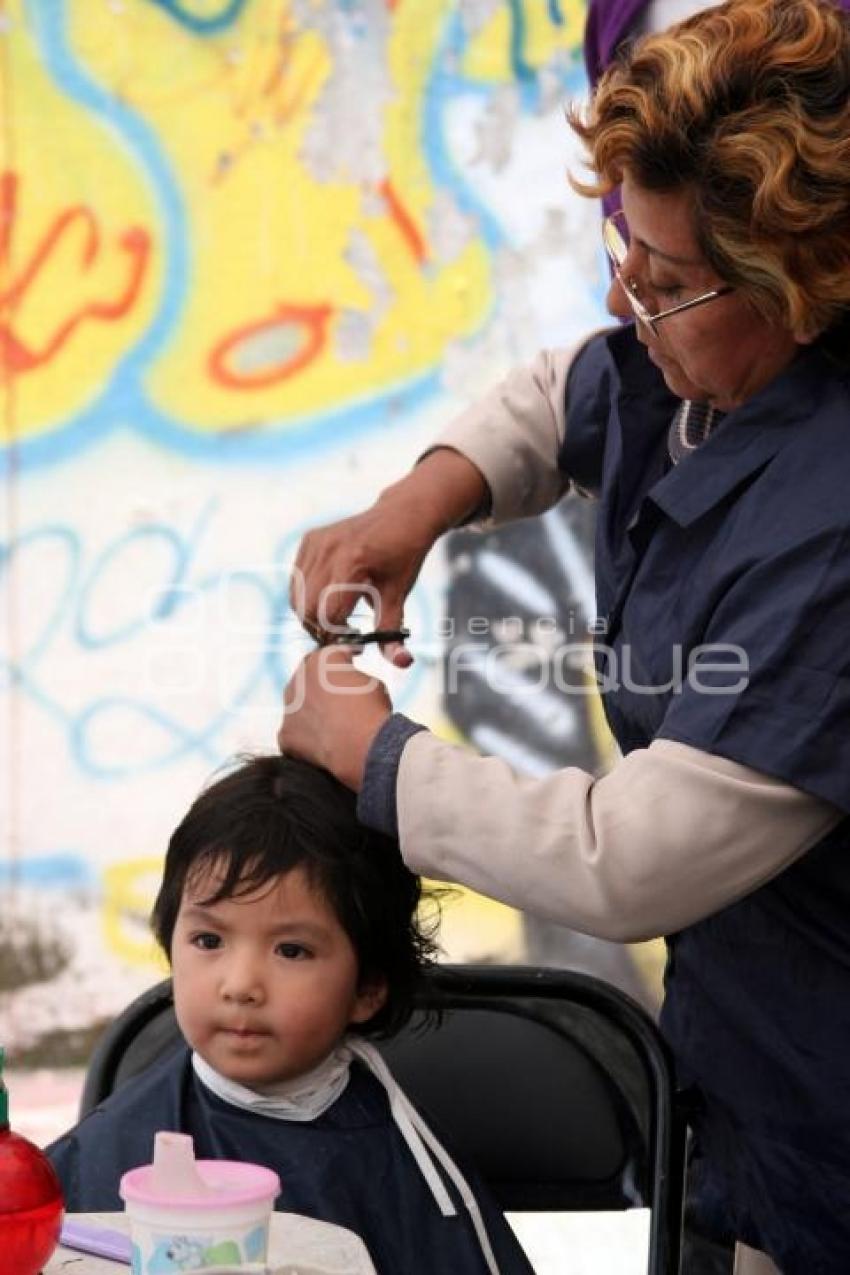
{"left": 170, "top": 862, "right": 386, "bottom": 1088}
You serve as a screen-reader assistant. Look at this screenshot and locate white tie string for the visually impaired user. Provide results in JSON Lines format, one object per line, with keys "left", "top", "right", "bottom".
{"left": 345, "top": 1039, "right": 502, "bottom": 1275}
{"left": 192, "top": 1040, "right": 502, "bottom": 1275}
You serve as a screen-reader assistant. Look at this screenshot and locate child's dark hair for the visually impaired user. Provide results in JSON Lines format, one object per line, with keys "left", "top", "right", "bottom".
{"left": 151, "top": 755, "right": 438, "bottom": 1038}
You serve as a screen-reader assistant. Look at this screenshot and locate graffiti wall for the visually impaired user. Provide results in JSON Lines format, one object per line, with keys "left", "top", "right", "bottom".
{"left": 0, "top": 0, "right": 619, "bottom": 1059}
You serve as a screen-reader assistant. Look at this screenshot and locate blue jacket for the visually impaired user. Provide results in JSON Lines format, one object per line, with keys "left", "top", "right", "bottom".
{"left": 564, "top": 320, "right": 850, "bottom": 1273}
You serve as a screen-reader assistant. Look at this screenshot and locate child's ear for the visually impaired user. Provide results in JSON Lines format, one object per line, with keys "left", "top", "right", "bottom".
{"left": 349, "top": 976, "right": 388, "bottom": 1025}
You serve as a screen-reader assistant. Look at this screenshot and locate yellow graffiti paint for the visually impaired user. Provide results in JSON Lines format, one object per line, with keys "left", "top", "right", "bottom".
{"left": 1, "top": 0, "right": 161, "bottom": 441}
{"left": 102, "top": 857, "right": 167, "bottom": 971}
{"left": 62, "top": 0, "right": 491, "bottom": 430}
{"left": 433, "top": 883, "right": 525, "bottom": 963}
{"left": 463, "top": 0, "right": 584, "bottom": 83}
{"left": 385, "top": 0, "right": 454, "bottom": 220}
{"left": 4, "top": 1, "right": 589, "bottom": 443}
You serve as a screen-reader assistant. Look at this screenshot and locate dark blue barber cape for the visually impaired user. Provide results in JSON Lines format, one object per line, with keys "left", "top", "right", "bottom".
{"left": 564, "top": 323, "right": 850, "bottom": 1274}
{"left": 47, "top": 1046, "right": 533, "bottom": 1275}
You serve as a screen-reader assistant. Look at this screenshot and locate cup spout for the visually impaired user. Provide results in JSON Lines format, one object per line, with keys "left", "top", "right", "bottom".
{"left": 151, "top": 1131, "right": 210, "bottom": 1197}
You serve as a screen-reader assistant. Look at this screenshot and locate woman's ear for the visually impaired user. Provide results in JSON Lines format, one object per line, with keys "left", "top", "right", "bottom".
{"left": 794, "top": 315, "right": 826, "bottom": 346}
{"left": 349, "top": 975, "right": 388, "bottom": 1025}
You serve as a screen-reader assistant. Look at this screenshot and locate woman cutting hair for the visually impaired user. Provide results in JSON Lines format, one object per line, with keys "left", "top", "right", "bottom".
{"left": 279, "top": 3, "right": 850, "bottom": 1270}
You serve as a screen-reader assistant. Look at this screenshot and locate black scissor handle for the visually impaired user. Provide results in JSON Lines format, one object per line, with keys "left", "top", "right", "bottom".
{"left": 323, "top": 627, "right": 410, "bottom": 647}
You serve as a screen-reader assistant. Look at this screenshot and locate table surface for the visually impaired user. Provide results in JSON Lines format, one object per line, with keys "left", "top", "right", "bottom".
{"left": 45, "top": 1211, "right": 377, "bottom": 1274}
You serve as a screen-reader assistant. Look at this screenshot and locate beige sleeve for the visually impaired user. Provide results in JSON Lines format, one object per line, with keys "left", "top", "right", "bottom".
{"left": 428, "top": 346, "right": 581, "bottom": 527}
{"left": 397, "top": 735, "right": 842, "bottom": 942}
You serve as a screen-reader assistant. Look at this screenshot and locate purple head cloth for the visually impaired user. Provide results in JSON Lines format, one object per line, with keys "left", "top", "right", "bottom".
{"left": 582, "top": 0, "right": 649, "bottom": 219}
{"left": 583, "top": 0, "right": 650, "bottom": 88}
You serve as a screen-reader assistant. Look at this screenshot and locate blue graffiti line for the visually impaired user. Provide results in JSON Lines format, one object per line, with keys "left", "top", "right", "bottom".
{"left": 1, "top": 507, "right": 437, "bottom": 781}
{"left": 508, "top": 0, "right": 535, "bottom": 83}
{"left": 74, "top": 500, "right": 217, "bottom": 649}
{"left": 147, "top": 0, "right": 249, "bottom": 36}
{"left": 0, "top": 853, "right": 95, "bottom": 889}
{"left": 0, "top": 509, "right": 298, "bottom": 778}
{"left": 0, "top": 661, "right": 71, "bottom": 729}
{"left": 71, "top": 695, "right": 222, "bottom": 778}
{"left": 0, "top": 525, "right": 81, "bottom": 670}
{"left": 507, "top": 0, "right": 585, "bottom": 94}
{"left": 69, "top": 568, "right": 281, "bottom": 779}
{"left": 128, "top": 370, "right": 443, "bottom": 466}
{"left": 424, "top": 12, "right": 507, "bottom": 256}
{"left": 422, "top": 5, "right": 586, "bottom": 249}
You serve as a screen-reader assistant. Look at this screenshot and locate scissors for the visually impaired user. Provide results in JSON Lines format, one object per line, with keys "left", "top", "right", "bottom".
{"left": 305, "top": 622, "right": 410, "bottom": 648}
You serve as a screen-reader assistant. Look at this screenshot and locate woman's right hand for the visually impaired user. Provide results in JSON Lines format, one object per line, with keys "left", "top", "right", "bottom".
{"left": 290, "top": 448, "right": 488, "bottom": 666}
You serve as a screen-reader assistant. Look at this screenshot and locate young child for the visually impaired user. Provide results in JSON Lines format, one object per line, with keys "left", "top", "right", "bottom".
{"left": 48, "top": 755, "right": 534, "bottom": 1275}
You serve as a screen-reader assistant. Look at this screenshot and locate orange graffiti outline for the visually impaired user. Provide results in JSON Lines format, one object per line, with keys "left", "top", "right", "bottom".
{"left": 379, "top": 177, "right": 428, "bottom": 265}
{"left": 0, "top": 172, "right": 151, "bottom": 378}
{"left": 208, "top": 301, "right": 333, "bottom": 390}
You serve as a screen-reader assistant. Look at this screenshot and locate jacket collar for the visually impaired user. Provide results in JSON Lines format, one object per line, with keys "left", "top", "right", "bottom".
{"left": 610, "top": 329, "right": 841, "bottom": 530}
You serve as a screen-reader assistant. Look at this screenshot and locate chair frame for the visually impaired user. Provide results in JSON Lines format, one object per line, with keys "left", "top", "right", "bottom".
{"left": 421, "top": 966, "right": 687, "bottom": 1275}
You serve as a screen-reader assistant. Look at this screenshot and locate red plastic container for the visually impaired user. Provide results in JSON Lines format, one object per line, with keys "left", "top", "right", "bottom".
{"left": 0, "top": 1049, "right": 64, "bottom": 1275}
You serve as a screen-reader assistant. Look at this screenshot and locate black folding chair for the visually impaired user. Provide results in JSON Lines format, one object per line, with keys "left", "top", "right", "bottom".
{"left": 81, "top": 964, "right": 687, "bottom": 1274}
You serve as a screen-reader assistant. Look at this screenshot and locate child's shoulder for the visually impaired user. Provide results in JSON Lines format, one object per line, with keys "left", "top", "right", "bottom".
{"left": 47, "top": 1043, "right": 192, "bottom": 1211}
{"left": 94, "top": 1040, "right": 191, "bottom": 1119}
{"left": 51, "top": 1042, "right": 191, "bottom": 1157}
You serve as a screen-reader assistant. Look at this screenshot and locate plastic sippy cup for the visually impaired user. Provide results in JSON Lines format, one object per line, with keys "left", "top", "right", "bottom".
{"left": 119, "top": 1131, "right": 280, "bottom": 1274}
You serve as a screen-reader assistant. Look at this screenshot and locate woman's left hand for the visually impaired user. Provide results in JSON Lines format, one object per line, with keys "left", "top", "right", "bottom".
{"left": 278, "top": 647, "right": 392, "bottom": 791}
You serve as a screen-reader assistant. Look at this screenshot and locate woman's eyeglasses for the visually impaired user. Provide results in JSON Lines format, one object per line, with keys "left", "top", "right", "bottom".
{"left": 602, "top": 210, "right": 733, "bottom": 334}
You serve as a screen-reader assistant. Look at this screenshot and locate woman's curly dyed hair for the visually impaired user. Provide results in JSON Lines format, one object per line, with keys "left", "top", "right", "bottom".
{"left": 569, "top": 0, "right": 850, "bottom": 341}
{"left": 151, "top": 755, "right": 439, "bottom": 1039}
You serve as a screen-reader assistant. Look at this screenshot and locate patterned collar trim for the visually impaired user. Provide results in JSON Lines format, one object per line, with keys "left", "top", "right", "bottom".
{"left": 668, "top": 399, "right": 726, "bottom": 463}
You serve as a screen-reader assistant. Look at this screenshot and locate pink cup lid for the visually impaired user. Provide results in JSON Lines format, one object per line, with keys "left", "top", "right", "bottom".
{"left": 119, "top": 1132, "right": 279, "bottom": 1211}
{"left": 120, "top": 1159, "right": 280, "bottom": 1210}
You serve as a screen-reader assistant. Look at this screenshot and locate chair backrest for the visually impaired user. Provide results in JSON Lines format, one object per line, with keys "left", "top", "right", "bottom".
{"left": 80, "top": 964, "right": 686, "bottom": 1275}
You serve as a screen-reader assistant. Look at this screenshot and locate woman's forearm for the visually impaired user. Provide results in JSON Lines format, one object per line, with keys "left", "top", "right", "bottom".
{"left": 376, "top": 447, "right": 490, "bottom": 540}
{"left": 395, "top": 735, "right": 841, "bottom": 942}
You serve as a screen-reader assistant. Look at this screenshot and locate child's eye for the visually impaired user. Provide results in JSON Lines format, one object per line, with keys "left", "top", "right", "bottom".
{"left": 191, "top": 932, "right": 221, "bottom": 951}
{"left": 653, "top": 281, "right": 684, "bottom": 300}
{"left": 276, "top": 942, "right": 311, "bottom": 960}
